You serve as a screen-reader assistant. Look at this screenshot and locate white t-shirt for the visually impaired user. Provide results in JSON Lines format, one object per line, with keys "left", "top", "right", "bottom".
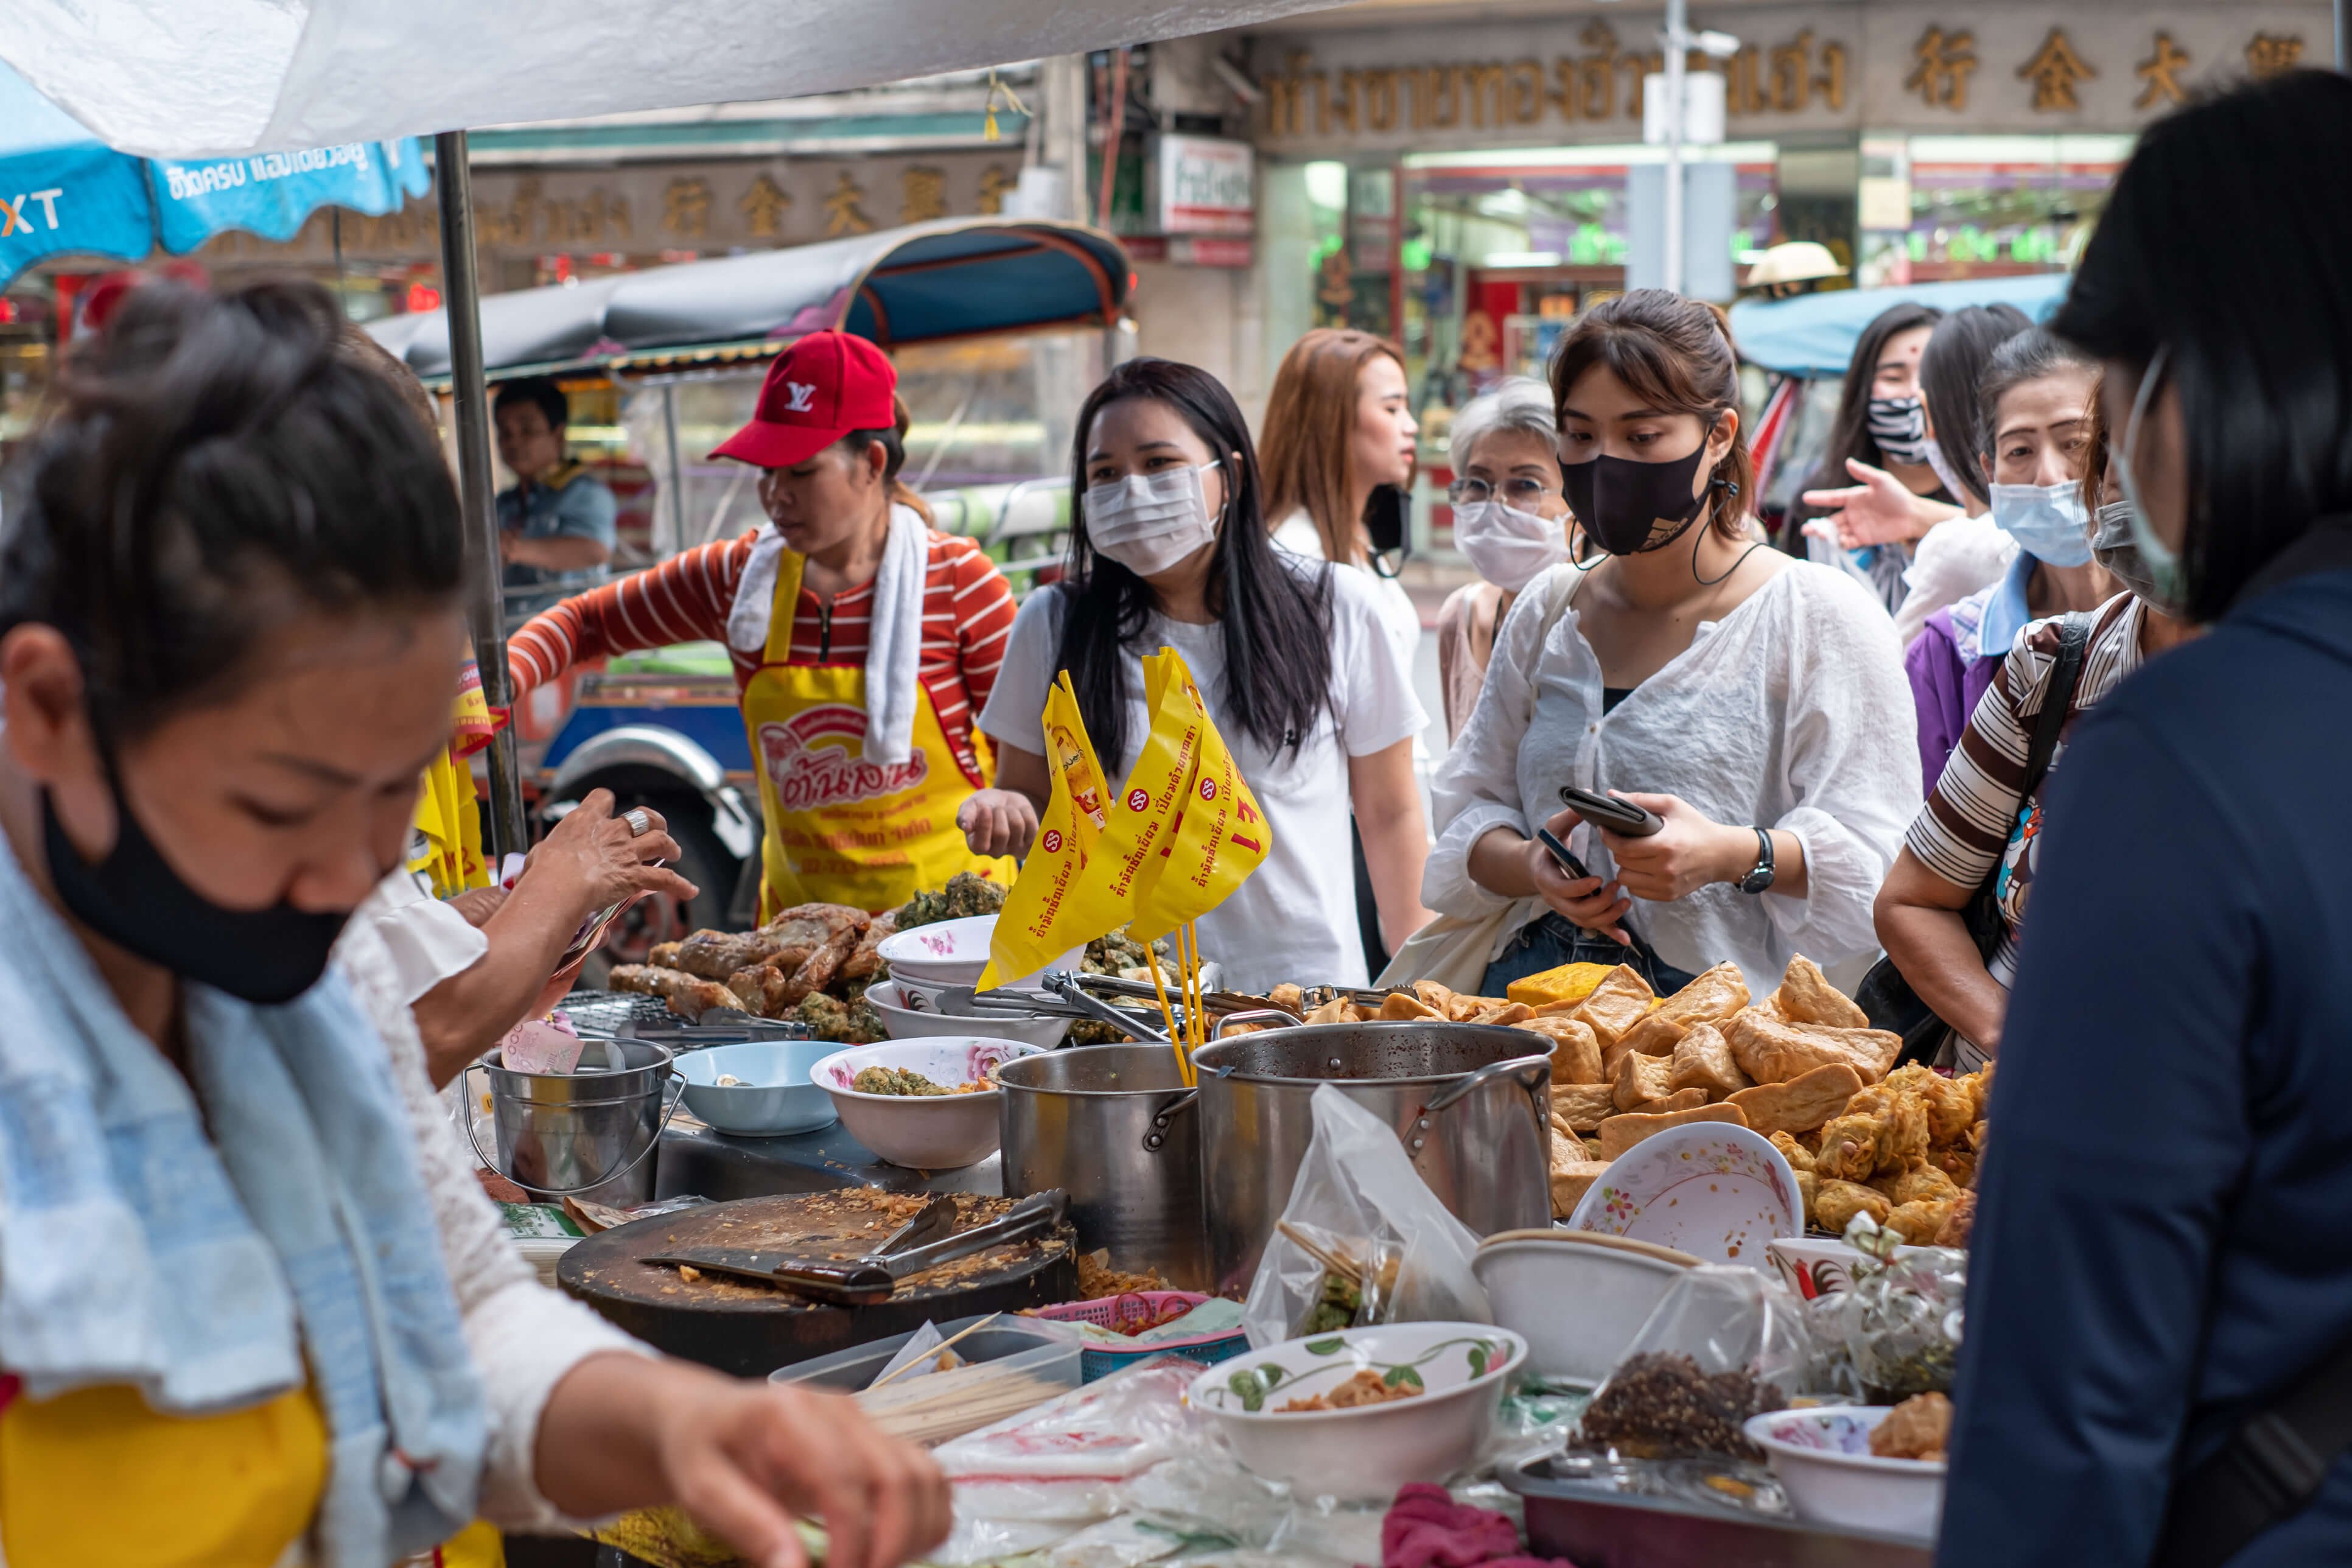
{"left": 1269, "top": 510, "right": 1423, "bottom": 670}
{"left": 979, "top": 564, "right": 1426, "bottom": 992}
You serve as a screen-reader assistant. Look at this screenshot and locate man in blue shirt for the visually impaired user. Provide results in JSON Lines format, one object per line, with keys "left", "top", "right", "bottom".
{"left": 494, "top": 376, "right": 615, "bottom": 620}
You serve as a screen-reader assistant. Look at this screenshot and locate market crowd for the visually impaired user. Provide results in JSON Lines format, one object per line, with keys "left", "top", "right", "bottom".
{"left": 0, "top": 68, "right": 2345, "bottom": 1568}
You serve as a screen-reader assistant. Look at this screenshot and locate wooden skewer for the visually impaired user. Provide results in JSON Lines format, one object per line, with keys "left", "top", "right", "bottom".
{"left": 1142, "top": 945, "right": 1188, "bottom": 1085}
{"left": 867, "top": 1312, "right": 1002, "bottom": 1392}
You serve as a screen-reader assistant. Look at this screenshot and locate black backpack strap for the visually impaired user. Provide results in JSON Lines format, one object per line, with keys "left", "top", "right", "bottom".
{"left": 2019, "top": 610, "right": 2095, "bottom": 803}
{"left": 2155, "top": 1330, "right": 2352, "bottom": 1568}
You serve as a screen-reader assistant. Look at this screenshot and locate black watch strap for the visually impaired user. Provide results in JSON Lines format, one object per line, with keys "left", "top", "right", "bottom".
{"left": 1736, "top": 827, "right": 1776, "bottom": 894}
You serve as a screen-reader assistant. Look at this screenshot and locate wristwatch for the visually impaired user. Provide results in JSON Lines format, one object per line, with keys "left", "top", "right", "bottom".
{"left": 1735, "top": 828, "right": 1776, "bottom": 895}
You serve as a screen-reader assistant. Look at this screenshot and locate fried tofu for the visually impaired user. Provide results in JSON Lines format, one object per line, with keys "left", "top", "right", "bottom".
{"left": 1608, "top": 1011, "right": 1688, "bottom": 1073}
{"left": 1597, "top": 1102, "right": 1749, "bottom": 1160}
{"left": 1410, "top": 980, "right": 1460, "bottom": 1015}
{"left": 1551, "top": 1083, "right": 1620, "bottom": 1131}
{"left": 1631, "top": 1088, "right": 1710, "bottom": 1115}
{"left": 1523, "top": 1017, "right": 1605, "bottom": 1086}
{"left": 1667, "top": 1021, "right": 1752, "bottom": 1101}
{"left": 1813, "top": 1178, "right": 1891, "bottom": 1234}
{"left": 1727, "top": 1063, "right": 1864, "bottom": 1138}
{"left": 1377, "top": 990, "right": 1442, "bottom": 1021}
{"left": 1768, "top": 954, "right": 1869, "bottom": 1030}
{"left": 1567, "top": 965, "right": 1656, "bottom": 1049}
{"left": 1306, "top": 996, "right": 1354, "bottom": 1026}
{"left": 1472, "top": 1001, "right": 1536, "bottom": 1026}
{"left": 1723, "top": 1008, "right": 1902, "bottom": 1087}
{"left": 1550, "top": 1160, "right": 1614, "bottom": 1217}
{"left": 1612, "top": 1051, "right": 1677, "bottom": 1112}
{"left": 1506, "top": 961, "right": 1622, "bottom": 1009}
{"left": 1653, "top": 961, "right": 1752, "bottom": 1027}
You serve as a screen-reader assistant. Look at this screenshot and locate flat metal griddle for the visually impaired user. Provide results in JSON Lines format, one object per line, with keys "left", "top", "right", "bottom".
{"left": 558, "top": 1189, "right": 1077, "bottom": 1377}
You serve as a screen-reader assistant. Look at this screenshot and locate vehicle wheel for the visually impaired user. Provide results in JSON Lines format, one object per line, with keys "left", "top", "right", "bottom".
{"left": 577, "top": 793, "right": 738, "bottom": 987}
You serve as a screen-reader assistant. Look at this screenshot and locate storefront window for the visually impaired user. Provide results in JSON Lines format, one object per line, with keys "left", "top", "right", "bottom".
{"left": 1858, "top": 133, "right": 2133, "bottom": 286}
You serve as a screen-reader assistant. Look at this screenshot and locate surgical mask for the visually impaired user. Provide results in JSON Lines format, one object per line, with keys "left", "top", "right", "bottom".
{"left": 1866, "top": 395, "right": 1932, "bottom": 467}
{"left": 2113, "top": 345, "right": 2190, "bottom": 614}
{"left": 1560, "top": 438, "right": 1713, "bottom": 556}
{"left": 1084, "top": 461, "right": 1222, "bottom": 578}
{"left": 41, "top": 778, "right": 354, "bottom": 1005}
{"left": 1924, "top": 436, "right": 1975, "bottom": 509}
{"left": 1452, "top": 499, "right": 1567, "bottom": 592}
{"left": 2091, "top": 499, "right": 2165, "bottom": 606}
{"left": 1989, "top": 480, "right": 2095, "bottom": 568}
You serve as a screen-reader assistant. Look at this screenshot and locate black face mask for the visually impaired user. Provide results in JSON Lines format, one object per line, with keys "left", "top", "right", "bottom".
{"left": 42, "top": 780, "right": 356, "bottom": 1006}
{"left": 1560, "top": 439, "right": 1713, "bottom": 556}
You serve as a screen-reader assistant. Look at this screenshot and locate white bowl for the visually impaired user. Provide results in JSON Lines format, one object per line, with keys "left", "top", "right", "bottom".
{"left": 1472, "top": 1230, "right": 1699, "bottom": 1387}
{"left": 876, "top": 915, "right": 1084, "bottom": 990}
{"left": 1765, "top": 1237, "right": 1931, "bottom": 1301}
{"left": 1186, "top": 1321, "right": 1525, "bottom": 1500}
{"left": 864, "top": 979, "right": 1073, "bottom": 1049}
{"left": 671, "top": 1040, "right": 841, "bottom": 1136}
{"left": 1566, "top": 1122, "right": 1801, "bottom": 1269}
{"left": 810, "top": 1038, "right": 1046, "bottom": 1169}
{"left": 1743, "top": 1405, "right": 1945, "bottom": 1541}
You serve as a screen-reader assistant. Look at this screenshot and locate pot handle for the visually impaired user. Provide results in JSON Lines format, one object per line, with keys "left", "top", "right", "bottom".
{"left": 1422, "top": 1051, "right": 1553, "bottom": 1117}
{"left": 460, "top": 1067, "right": 687, "bottom": 1199}
{"left": 1212, "top": 1009, "right": 1300, "bottom": 1038}
{"left": 1140, "top": 1088, "right": 1200, "bottom": 1154}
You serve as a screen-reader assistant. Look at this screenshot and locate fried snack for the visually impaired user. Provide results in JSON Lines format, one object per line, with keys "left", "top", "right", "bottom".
{"left": 1936, "top": 1189, "right": 1976, "bottom": 1247}
{"left": 1410, "top": 979, "right": 1459, "bottom": 1015}
{"left": 1551, "top": 1160, "right": 1612, "bottom": 1217}
{"left": 1653, "top": 962, "right": 1752, "bottom": 1028}
{"left": 1597, "top": 1103, "right": 1749, "bottom": 1161}
{"left": 1270, "top": 983, "right": 1306, "bottom": 1015}
{"left": 609, "top": 964, "right": 737, "bottom": 1021}
{"left": 1445, "top": 992, "right": 1493, "bottom": 1023}
{"left": 1766, "top": 954, "right": 1869, "bottom": 1030}
{"left": 1505, "top": 961, "right": 1620, "bottom": 1009}
{"left": 1870, "top": 1393, "right": 1953, "bottom": 1461}
{"left": 1567, "top": 965, "right": 1656, "bottom": 1049}
{"left": 1377, "top": 991, "right": 1442, "bottom": 1021}
{"left": 726, "top": 963, "right": 793, "bottom": 1018}
{"left": 1769, "top": 1130, "right": 1816, "bottom": 1174}
{"left": 1631, "top": 1088, "right": 1709, "bottom": 1115}
{"left": 1612, "top": 1051, "right": 1676, "bottom": 1112}
{"left": 648, "top": 941, "right": 682, "bottom": 968}
{"left": 1927, "top": 1146, "right": 1978, "bottom": 1188}
{"left": 1667, "top": 1021, "right": 1751, "bottom": 1101}
{"left": 1723, "top": 1008, "right": 1902, "bottom": 1087}
{"left": 1812, "top": 1178, "right": 1891, "bottom": 1233}
{"left": 671, "top": 929, "right": 786, "bottom": 981}
{"left": 1608, "top": 1012, "right": 1687, "bottom": 1074}
{"left": 781, "top": 927, "right": 859, "bottom": 1004}
{"left": 1523, "top": 1017, "right": 1605, "bottom": 1086}
{"left": 1889, "top": 1065, "right": 1979, "bottom": 1146}
{"left": 1472, "top": 1001, "right": 1536, "bottom": 1027}
{"left": 1816, "top": 1081, "right": 1930, "bottom": 1181}
{"left": 1885, "top": 1199, "right": 1956, "bottom": 1246}
{"left": 1727, "top": 1063, "right": 1864, "bottom": 1138}
{"left": 1871, "top": 1162, "right": 1961, "bottom": 1208}
{"left": 1551, "top": 1082, "right": 1619, "bottom": 1131}
{"left": 1306, "top": 996, "right": 1354, "bottom": 1026}
{"left": 839, "top": 908, "right": 897, "bottom": 982}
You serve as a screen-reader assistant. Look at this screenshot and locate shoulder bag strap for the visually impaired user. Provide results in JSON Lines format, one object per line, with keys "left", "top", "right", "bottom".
{"left": 1960, "top": 610, "right": 2093, "bottom": 951}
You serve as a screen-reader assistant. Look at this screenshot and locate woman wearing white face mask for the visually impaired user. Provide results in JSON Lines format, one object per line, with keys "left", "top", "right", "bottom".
{"left": 964, "top": 359, "right": 1431, "bottom": 992}
{"left": 1902, "top": 328, "right": 2115, "bottom": 787}
{"left": 1433, "top": 378, "right": 1573, "bottom": 743}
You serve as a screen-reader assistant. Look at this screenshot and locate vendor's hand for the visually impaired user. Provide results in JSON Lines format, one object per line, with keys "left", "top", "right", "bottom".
{"left": 446, "top": 886, "right": 508, "bottom": 928}
{"left": 1801, "top": 458, "right": 1941, "bottom": 549}
{"left": 498, "top": 530, "right": 527, "bottom": 565}
{"left": 523, "top": 789, "right": 699, "bottom": 915}
{"left": 1597, "top": 793, "right": 1754, "bottom": 904}
{"left": 957, "top": 788, "right": 1039, "bottom": 859}
{"left": 653, "top": 1371, "right": 951, "bottom": 1568}
{"left": 1522, "top": 807, "right": 1632, "bottom": 943}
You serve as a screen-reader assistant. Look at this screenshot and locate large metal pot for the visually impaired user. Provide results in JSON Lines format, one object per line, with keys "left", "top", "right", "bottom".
{"left": 1191, "top": 1023, "right": 1552, "bottom": 1297}
{"left": 995, "top": 1046, "right": 1210, "bottom": 1290}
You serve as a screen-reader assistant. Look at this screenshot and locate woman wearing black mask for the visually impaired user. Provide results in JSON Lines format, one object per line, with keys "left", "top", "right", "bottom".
{"left": 1424, "top": 290, "right": 1919, "bottom": 998}
{"left": 0, "top": 281, "right": 946, "bottom": 1568}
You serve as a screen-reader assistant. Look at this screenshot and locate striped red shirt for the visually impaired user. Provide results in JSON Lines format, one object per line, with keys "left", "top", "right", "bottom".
{"left": 507, "top": 528, "right": 1018, "bottom": 779}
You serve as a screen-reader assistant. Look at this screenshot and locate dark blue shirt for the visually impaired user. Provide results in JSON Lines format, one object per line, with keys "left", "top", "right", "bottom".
{"left": 496, "top": 460, "right": 615, "bottom": 618}
{"left": 1941, "top": 567, "right": 2352, "bottom": 1566}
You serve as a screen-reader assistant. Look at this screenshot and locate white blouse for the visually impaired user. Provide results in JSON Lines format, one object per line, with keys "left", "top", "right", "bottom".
{"left": 1424, "top": 559, "right": 1923, "bottom": 995}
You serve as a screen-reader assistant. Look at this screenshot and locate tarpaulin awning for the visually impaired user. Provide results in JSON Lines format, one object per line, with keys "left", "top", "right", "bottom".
{"left": 1728, "top": 273, "right": 2074, "bottom": 379}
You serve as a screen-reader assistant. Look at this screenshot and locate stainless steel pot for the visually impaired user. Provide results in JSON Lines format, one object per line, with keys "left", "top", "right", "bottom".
{"left": 995, "top": 1046, "right": 1209, "bottom": 1290}
{"left": 464, "top": 1038, "right": 682, "bottom": 1205}
{"left": 1190, "top": 1022, "right": 1553, "bottom": 1297}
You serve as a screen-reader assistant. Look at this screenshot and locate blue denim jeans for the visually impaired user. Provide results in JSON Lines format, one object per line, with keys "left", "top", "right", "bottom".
{"left": 1479, "top": 912, "right": 1700, "bottom": 998}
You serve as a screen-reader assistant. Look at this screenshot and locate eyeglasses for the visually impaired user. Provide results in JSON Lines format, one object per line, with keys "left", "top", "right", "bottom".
{"left": 1447, "top": 476, "right": 1555, "bottom": 508}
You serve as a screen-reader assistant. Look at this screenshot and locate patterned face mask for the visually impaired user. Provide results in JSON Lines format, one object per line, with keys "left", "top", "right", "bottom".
{"left": 1866, "top": 394, "right": 1932, "bottom": 467}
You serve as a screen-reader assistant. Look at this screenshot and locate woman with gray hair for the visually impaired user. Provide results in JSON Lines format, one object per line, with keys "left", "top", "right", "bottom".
{"left": 1434, "top": 377, "right": 1575, "bottom": 740}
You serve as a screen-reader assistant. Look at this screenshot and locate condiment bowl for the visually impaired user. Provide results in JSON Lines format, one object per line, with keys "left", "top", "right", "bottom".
{"left": 1186, "top": 1321, "right": 1525, "bottom": 1500}
{"left": 876, "top": 915, "right": 1083, "bottom": 990}
{"left": 1743, "top": 1406, "right": 1945, "bottom": 1541}
{"left": 1472, "top": 1230, "right": 1699, "bottom": 1387}
{"left": 671, "top": 1040, "right": 840, "bottom": 1137}
{"left": 1567, "top": 1123, "right": 1801, "bottom": 1269}
{"left": 810, "top": 1038, "right": 1047, "bottom": 1169}
{"left": 864, "top": 978, "right": 1073, "bottom": 1050}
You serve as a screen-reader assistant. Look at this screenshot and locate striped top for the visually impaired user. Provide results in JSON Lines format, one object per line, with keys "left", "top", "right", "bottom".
{"left": 1905, "top": 592, "right": 2144, "bottom": 1055}
{"left": 506, "top": 528, "right": 1019, "bottom": 780}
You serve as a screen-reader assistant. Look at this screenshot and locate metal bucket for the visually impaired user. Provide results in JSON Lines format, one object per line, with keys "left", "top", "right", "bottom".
{"left": 1190, "top": 1022, "right": 1553, "bottom": 1297}
{"left": 464, "top": 1038, "right": 682, "bottom": 1205}
{"left": 995, "top": 1045, "right": 1210, "bottom": 1291}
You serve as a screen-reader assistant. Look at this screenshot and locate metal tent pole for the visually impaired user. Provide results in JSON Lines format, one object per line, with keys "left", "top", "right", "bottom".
{"left": 434, "top": 128, "right": 528, "bottom": 863}
{"left": 1662, "top": 0, "right": 1687, "bottom": 295}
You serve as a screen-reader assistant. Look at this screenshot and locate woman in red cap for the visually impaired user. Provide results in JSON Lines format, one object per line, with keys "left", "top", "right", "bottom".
{"left": 508, "top": 332, "right": 1019, "bottom": 916}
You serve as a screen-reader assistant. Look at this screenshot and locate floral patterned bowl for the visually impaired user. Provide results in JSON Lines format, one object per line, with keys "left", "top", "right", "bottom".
{"left": 1186, "top": 1321, "right": 1525, "bottom": 1500}
{"left": 874, "top": 915, "right": 1085, "bottom": 990}
{"left": 1566, "top": 1123, "right": 1800, "bottom": 1269}
{"left": 808, "top": 1038, "right": 1045, "bottom": 1169}
{"left": 1743, "top": 1405, "right": 1945, "bottom": 1540}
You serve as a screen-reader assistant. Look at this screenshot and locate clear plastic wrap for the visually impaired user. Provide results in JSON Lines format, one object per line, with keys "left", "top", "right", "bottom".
{"left": 1833, "top": 1214, "right": 1967, "bottom": 1401}
{"left": 1574, "top": 1265, "right": 1822, "bottom": 1463}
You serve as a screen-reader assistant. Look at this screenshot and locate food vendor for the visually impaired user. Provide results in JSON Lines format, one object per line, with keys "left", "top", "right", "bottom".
{"left": 0, "top": 280, "right": 945, "bottom": 1568}
{"left": 508, "top": 332, "right": 1021, "bottom": 917}
{"left": 959, "top": 357, "right": 1430, "bottom": 994}
{"left": 493, "top": 376, "right": 618, "bottom": 620}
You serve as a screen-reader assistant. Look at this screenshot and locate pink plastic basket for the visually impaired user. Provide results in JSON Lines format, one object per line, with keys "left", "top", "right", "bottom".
{"left": 1034, "top": 1291, "right": 1249, "bottom": 1382}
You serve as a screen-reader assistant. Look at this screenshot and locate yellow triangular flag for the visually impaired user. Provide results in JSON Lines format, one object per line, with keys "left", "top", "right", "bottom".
{"left": 1128, "top": 651, "right": 1271, "bottom": 942}
{"left": 980, "top": 672, "right": 1112, "bottom": 988}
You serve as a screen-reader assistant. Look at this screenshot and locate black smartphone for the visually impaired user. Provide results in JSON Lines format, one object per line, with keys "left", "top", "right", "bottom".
{"left": 1363, "top": 483, "right": 1410, "bottom": 560}
{"left": 1533, "top": 827, "right": 1595, "bottom": 883}
{"left": 1558, "top": 785, "right": 1665, "bottom": 838}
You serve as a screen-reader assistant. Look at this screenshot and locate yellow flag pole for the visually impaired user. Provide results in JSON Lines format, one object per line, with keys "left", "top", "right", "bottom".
{"left": 1142, "top": 945, "right": 1188, "bottom": 1084}
{"left": 1183, "top": 920, "right": 1205, "bottom": 1062}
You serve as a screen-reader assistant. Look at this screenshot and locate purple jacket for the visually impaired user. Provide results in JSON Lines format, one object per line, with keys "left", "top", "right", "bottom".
{"left": 1905, "top": 606, "right": 2001, "bottom": 790}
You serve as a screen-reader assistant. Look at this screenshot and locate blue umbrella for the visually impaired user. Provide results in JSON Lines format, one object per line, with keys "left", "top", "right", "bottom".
{"left": 0, "top": 60, "right": 429, "bottom": 292}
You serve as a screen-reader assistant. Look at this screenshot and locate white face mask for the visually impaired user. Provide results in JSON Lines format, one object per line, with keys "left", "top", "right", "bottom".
{"left": 1989, "top": 480, "right": 2095, "bottom": 568}
{"left": 1452, "top": 499, "right": 1568, "bottom": 592}
{"left": 1084, "top": 461, "right": 1222, "bottom": 578}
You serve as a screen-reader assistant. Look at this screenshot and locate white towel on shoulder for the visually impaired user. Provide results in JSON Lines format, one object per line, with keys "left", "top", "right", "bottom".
{"left": 726, "top": 503, "right": 929, "bottom": 766}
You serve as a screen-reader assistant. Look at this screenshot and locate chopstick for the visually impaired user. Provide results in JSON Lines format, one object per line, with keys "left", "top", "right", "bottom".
{"left": 866, "top": 1312, "right": 1001, "bottom": 1392}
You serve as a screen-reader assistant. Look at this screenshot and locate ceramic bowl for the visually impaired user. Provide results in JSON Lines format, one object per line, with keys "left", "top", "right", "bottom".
{"left": 1472, "top": 1230, "right": 1699, "bottom": 1387}
{"left": 875, "top": 915, "right": 1083, "bottom": 990}
{"left": 1186, "top": 1321, "right": 1525, "bottom": 1500}
{"left": 1566, "top": 1123, "right": 1801, "bottom": 1269}
{"left": 809, "top": 1038, "right": 1046, "bottom": 1169}
{"left": 670, "top": 1040, "right": 840, "bottom": 1137}
{"left": 1743, "top": 1405, "right": 1946, "bottom": 1540}
{"left": 1765, "top": 1237, "right": 1931, "bottom": 1301}
{"left": 864, "top": 979, "right": 1074, "bottom": 1050}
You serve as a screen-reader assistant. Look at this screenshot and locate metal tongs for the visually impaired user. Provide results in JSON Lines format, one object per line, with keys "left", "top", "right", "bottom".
{"left": 644, "top": 1190, "right": 1070, "bottom": 1306}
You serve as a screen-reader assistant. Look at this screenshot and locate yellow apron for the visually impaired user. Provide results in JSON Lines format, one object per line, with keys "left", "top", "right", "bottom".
{"left": 741, "top": 550, "right": 1009, "bottom": 917}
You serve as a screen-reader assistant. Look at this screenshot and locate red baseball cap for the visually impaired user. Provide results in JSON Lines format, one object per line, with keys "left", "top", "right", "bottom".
{"left": 711, "top": 331, "right": 897, "bottom": 469}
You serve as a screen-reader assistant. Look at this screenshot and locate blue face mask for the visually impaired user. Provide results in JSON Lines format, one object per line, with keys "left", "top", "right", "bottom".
{"left": 2113, "top": 345, "right": 2190, "bottom": 615}
{"left": 1989, "top": 480, "right": 2095, "bottom": 567}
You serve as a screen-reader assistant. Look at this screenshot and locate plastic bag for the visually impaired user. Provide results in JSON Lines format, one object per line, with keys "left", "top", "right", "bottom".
{"left": 1575, "top": 1265, "right": 1821, "bottom": 1463}
{"left": 1241, "top": 1085, "right": 1491, "bottom": 1351}
{"left": 1833, "top": 1214, "right": 1967, "bottom": 1401}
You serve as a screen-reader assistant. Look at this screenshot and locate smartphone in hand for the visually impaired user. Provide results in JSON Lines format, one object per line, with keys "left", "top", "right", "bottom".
{"left": 1534, "top": 827, "right": 1630, "bottom": 941}
{"left": 1557, "top": 785, "right": 1664, "bottom": 838}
